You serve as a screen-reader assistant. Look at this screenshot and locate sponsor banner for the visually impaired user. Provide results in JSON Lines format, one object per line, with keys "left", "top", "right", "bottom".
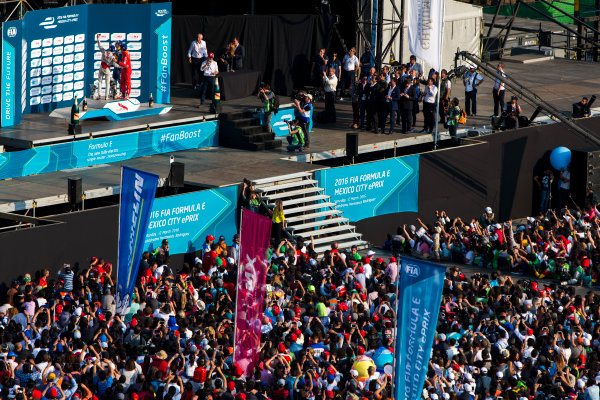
{"left": 0, "top": 120, "right": 218, "bottom": 180}
{"left": 234, "top": 209, "right": 272, "bottom": 376}
{"left": 394, "top": 257, "right": 446, "bottom": 400}
{"left": 407, "top": 0, "right": 445, "bottom": 69}
{"left": 151, "top": 3, "right": 171, "bottom": 104}
{"left": 255, "top": 105, "right": 314, "bottom": 137}
{"left": 1, "top": 3, "right": 172, "bottom": 127}
{"left": 314, "top": 155, "right": 419, "bottom": 221}
{"left": 2, "top": 21, "right": 23, "bottom": 127}
{"left": 116, "top": 166, "right": 158, "bottom": 314}
{"left": 144, "top": 185, "right": 237, "bottom": 255}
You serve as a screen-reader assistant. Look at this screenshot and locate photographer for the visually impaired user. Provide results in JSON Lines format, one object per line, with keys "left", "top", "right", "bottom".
{"left": 286, "top": 118, "right": 305, "bottom": 152}
{"left": 258, "top": 84, "right": 275, "bottom": 134}
{"left": 503, "top": 95, "right": 522, "bottom": 129}
{"left": 293, "top": 94, "right": 312, "bottom": 150}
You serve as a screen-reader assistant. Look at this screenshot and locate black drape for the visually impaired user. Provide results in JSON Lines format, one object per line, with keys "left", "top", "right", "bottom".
{"left": 171, "top": 14, "right": 334, "bottom": 95}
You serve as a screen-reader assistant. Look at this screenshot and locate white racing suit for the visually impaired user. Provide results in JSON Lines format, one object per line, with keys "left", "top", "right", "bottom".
{"left": 97, "top": 40, "right": 115, "bottom": 100}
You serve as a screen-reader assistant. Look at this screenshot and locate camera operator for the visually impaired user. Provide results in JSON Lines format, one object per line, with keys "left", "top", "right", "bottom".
{"left": 258, "top": 84, "right": 275, "bottom": 134}
{"left": 503, "top": 95, "right": 522, "bottom": 129}
{"left": 286, "top": 118, "right": 305, "bottom": 152}
{"left": 293, "top": 93, "right": 312, "bottom": 150}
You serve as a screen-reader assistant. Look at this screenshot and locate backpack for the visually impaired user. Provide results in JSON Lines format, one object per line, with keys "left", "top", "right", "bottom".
{"left": 458, "top": 109, "right": 467, "bottom": 124}
{"left": 271, "top": 95, "right": 280, "bottom": 113}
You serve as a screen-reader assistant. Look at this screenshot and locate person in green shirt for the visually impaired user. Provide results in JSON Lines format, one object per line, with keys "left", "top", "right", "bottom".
{"left": 258, "top": 84, "right": 275, "bottom": 133}
{"left": 286, "top": 118, "right": 305, "bottom": 152}
{"left": 446, "top": 97, "right": 461, "bottom": 142}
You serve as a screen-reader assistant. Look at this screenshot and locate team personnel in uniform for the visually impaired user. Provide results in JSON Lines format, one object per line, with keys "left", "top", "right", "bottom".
{"left": 95, "top": 34, "right": 115, "bottom": 100}
{"left": 118, "top": 43, "right": 132, "bottom": 99}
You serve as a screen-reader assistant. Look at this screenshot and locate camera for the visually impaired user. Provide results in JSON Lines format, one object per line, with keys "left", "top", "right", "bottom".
{"left": 290, "top": 90, "right": 305, "bottom": 102}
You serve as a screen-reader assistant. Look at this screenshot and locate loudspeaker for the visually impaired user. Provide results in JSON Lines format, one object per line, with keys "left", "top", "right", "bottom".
{"left": 68, "top": 177, "right": 82, "bottom": 207}
{"left": 346, "top": 133, "right": 359, "bottom": 158}
{"left": 571, "top": 148, "right": 600, "bottom": 207}
{"left": 169, "top": 162, "right": 184, "bottom": 188}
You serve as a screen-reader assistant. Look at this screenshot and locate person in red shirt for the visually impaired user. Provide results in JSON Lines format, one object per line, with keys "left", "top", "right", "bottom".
{"left": 118, "top": 43, "right": 132, "bottom": 99}
{"left": 149, "top": 350, "right": 168, "bottom": 376}
{"left": 202, "top": 243, "right": 218, "bottom": 274}
{"left": 271, "top": 379, "right": 289, "bottom": 400}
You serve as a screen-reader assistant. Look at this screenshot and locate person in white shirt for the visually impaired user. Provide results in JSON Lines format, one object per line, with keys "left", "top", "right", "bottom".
{"left": 340, "top": 47, "right": 359, "bottom": 100}
{"left": 558, "top": 165, "right": 571, "bottom": 209}
{"left": 200, "top": 53, "right": 219, "bottom": 106}
{"left": 187, "top": 33, "right": 208, "bottom": 90}
{"left": 493, "top": 62, "right": 506, "bottom": 117}
{"left": 421, "top": 78, "right": 438, "bottom": 134}
{"left": 463, "top": 66, "right": 483, "bottom": 116}
{"left": 323, "top": 67, "right": 338, "bottom": 123}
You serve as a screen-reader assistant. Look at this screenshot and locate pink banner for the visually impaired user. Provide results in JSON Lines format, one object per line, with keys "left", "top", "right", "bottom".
{"left": 234, "top": 209, "right": 272, "bottom": 376}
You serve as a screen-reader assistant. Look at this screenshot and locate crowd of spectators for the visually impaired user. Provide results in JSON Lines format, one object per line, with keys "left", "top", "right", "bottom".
{"left": 4, "top": 194, "right": 600, "bottom": 400}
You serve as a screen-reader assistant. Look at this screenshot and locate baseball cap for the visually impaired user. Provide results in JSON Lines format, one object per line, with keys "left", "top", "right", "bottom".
{"left": 219, "top": 235, "right": 225, "bottom": 241}
{"left": 278, "top": 379, "right": 286, "bottom": 386}
{"left": 366, "top": 250, "right": 376, "bottom": 256}
{"left": 389, "top": 256, "right": 397, "bottom": 262}
{"left": 208, "top": 52, "right": 214, "bottom": 58}
{"left": 206, "top": 235, "right": 216, "bottom": 241}
{"left": 49, "top": 387, "right": 58, "bottom": 398}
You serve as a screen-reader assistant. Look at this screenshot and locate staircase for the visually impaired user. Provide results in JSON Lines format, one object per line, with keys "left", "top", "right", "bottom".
{"left": 219, "top": 111, "right": 281, "bottom": 151}
{"left": 252, "top": 172, "right": 369, "bottom": 255}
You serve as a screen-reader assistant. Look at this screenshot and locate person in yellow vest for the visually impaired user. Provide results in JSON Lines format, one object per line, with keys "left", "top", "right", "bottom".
{"left": 272, "top": 199, "right": 286, "bottom": 244}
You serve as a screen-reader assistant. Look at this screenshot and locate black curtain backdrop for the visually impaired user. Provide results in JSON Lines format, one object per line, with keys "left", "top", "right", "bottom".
{"left": 171, "top": 14, "right": 334, "bottom": 95}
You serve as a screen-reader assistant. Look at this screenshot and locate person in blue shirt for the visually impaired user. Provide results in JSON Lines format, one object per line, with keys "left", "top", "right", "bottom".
{"left": 360, "top": 46, "right": 375, "bottom": 78}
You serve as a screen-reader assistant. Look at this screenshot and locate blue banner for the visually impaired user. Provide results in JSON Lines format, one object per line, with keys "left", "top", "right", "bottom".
{"left": 255, "top": 105, "right": 314, "bottom": 137}
{"left": 2, "top": 20, "right": 22, "bottom": 127}
{"left": 394, "top": 257, "right": 446, "bottom": 400}
{"left": 144, "top": 185, "right": 238, "bottom": 255}
{"left": 1, "top": 3, "right": 172, "bottom": 126}
{"left": 151, "top": 4, "right": 172, "bottom": 104}
{"left": 116, "top": 166, "right": 158, "bottom": 314}
{"left": 0, "top": 120, "right": 217, "bottom": 180}
{"left": 315, "top": 155, "right": 419, "bottom": 221}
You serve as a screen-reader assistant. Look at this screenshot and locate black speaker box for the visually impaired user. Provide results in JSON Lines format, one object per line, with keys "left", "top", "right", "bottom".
{"left": 346, "top": 133, "right": 359, "bottom": 158}
{"left": 169, "top": 162, "right": 185, "bottom": 188}
{"left": 68, "top": 177, "right": 82, "bottom": 206}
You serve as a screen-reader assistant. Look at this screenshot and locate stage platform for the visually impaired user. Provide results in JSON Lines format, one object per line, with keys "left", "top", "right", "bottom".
{"left": 1, "top": 58, "right": 600, "bottom": 213}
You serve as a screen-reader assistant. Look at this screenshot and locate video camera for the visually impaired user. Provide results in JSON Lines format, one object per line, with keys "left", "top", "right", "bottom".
{"left": 290, "top": 90, "right": 306, "bottom": 102}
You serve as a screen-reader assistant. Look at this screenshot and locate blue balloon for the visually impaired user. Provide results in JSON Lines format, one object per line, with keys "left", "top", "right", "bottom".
{"left": 550, "top": 147, "right": 571, "bottom": 170}
{"left": 372, "top": 347, "right": 394, "bottom": 368}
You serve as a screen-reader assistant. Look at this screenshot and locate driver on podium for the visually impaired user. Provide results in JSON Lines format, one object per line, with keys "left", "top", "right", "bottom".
{"left": 96, "top": 34, "right": 115, "bottom": 100}
{"left": 118, "top": 43, "right": 132, "bottom": 99}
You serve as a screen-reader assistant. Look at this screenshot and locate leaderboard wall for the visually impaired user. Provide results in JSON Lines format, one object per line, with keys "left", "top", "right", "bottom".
{"left": 2, "top": 3, "right": 172, "bottom": 127}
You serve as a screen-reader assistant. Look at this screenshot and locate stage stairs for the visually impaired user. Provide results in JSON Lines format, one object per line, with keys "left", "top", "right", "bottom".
{"left": 219, "top": 111, "right": 281, "bottom": 151}
{"left": 252, "top": 172, "right": 370, "bottom": 255}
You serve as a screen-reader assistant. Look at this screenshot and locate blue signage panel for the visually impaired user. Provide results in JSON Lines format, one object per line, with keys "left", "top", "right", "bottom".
{"left": 1, "top": 3, "right": 172, "bottom": 127}
{"left": 394, "top": 257, "right": 446, "bottom": 400}
{"left": 116, "top": 166, "right": 158, "bottom": 313}
{"left": 255, "top": 105, "right": 314, "bottom": 137}
{"left": 0, "top": 120, "right": 218, "bottom": 180}
{"left": 144, "top": 185, "right": 238, "bottom": 255}
{"left": 315, "top": 155, "right": 419, "bottom": 221}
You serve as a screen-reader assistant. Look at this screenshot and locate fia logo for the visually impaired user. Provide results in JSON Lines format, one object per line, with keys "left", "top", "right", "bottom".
{"left": 405, "top": 263, "right": 420, "bottom": 278}
{"left": 155, "top": 9, "right": 168, "bottom": 17}
{"left": 7, "top": 27, "right": 17, "bottom": 38}
{"left": 39, "top": 17, "right": 57, "bottom": 29}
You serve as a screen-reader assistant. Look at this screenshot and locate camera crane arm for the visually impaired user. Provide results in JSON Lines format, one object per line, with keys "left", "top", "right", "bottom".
{"left": 455, "top": 51, "right": 600, "bottom": 146}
